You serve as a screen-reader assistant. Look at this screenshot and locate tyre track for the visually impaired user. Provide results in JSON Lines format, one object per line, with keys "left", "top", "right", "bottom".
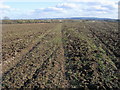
{"left": 20, "top": 47, "right": 59, "bottom": 88}
{"left": 2, "top": 25, "right": 56, "bottom": 74}
{"left": 85, "top": 23, "right": 119, "bottom": 69}
{"left": 2, "top": 24, "right": 68, "bottom": 88}
{"left": 2, "top": 23, "right": 53, "bottom": 44}
{"left": 61, "top": 22, "right": 119, "bottom": 89}
{"left": 2, "top": 23, "right": 56, "bottom": 62}
{"left": 20, "top": 26, "right": 69, "bottom": 88}
{"left": 2, "top": 25, "right": 59, "bottom": 88}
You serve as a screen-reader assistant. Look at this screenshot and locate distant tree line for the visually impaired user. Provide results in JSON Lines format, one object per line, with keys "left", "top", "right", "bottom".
{"left": 2, "top": 19, "right": 63, "bottom": 24}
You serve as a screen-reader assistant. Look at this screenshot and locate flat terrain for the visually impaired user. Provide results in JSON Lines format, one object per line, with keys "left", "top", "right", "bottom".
{"left": 2, "top": 21, "right": 120, "bottom": 89}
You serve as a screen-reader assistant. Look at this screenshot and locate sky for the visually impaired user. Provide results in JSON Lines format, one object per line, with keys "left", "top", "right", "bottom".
{"left": 0, "top": 0, "right": 119, "bottom": 19}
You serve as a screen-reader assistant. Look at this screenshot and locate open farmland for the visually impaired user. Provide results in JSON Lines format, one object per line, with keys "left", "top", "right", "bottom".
{"left": 2, "top": 20, "right": 120, "bottom": 89}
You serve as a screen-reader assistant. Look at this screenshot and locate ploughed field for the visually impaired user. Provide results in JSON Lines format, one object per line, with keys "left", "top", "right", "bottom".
{"left": 2, "top": 21, "right": 120, "bottom": 89}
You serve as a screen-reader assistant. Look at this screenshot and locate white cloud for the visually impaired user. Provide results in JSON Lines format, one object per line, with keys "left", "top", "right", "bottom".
{"left": 26, "top": 1, "right": 118, "bottom": 19}
{"left": 32, "top": 3, "right": 81, "bottom": 15}
{"left": 66, "top": 0, "right": 119, "bottom": 2}
{"left": 92, "top": 5, "right": 109, "bottom": 11}
{"left": 0, "top": 0, "right": 118, "bottom": 19}
{"left": 43, "top": 7, "right": 66, "bottom": 13}
{"left": 0, "top": 3, "right": 20, "bottom": 19}
{"left": 0, "top": 3, "right": 11, "bottom": 17}
{"left": 32, "top": 7, "right": 66, "bottom": 15}
{"left": 0, "top": 4, "right": 10, "bottom": 9}
{"left": 0, "top": 0, "right": 65, "bottom": 2}
{"left": 56, "top": 3, "right": 77, "bottom": 9}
